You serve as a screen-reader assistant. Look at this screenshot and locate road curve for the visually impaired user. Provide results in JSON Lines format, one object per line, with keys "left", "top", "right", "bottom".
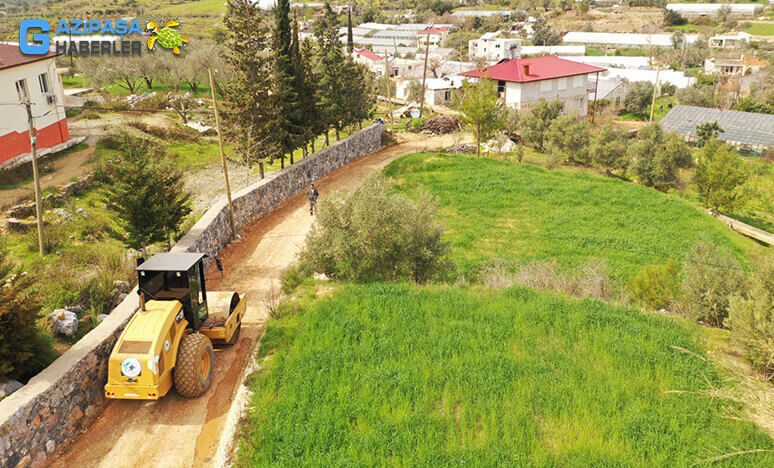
{"left": 50, "top": 132, "right": 465, "bottom": 468}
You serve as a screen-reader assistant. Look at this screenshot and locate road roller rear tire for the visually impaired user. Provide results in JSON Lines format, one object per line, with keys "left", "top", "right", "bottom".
{"left": 174, "top": 333, "right": 214, "bottom": 398}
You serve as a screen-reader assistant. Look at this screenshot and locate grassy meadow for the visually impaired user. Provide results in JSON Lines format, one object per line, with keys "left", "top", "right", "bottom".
{"left": 241, "top": 282, "right": 774, "bottom": 465}
{"left": 384, "top": 153, "right": 755, "bottom": 281}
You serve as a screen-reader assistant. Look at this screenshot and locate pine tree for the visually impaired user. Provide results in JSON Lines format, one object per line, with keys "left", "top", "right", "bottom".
{"left": 346, "top": 6, "right": 354, "bottom": 54}
{"left": 222, "top": 0, "right": 281, "bottom": 177}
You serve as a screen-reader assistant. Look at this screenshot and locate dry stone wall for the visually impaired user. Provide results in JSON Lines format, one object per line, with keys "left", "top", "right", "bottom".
{"left": 0, "top": 123, "right": 384, "bottom": 467}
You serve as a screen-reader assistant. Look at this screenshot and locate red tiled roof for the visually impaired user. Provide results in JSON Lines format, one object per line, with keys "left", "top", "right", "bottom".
{"left": 461, "top": 56, "right": 606, "bottom": 83}
{"left": 0, "top": 43, "right": 60, "bottom": 71}
{"left": 419, "top": 26, "right": 450, "bottom": 34}
{"left": 353, "top": 48, "right": 383, "bottom": 62}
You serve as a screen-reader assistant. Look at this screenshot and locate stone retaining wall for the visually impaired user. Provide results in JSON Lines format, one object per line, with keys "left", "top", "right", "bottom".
{"left": 0, "top": 123, "right": 384, "bottom": 467}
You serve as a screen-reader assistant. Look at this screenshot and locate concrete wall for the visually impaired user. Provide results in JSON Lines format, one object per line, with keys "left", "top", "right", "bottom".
{"left": 0, "top": 123, "right": 384, "bottom": 468}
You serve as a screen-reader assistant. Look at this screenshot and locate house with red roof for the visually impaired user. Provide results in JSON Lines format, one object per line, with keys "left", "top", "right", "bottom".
{"left": 417, "top": 26, "right": 451, "bottom": 49}
{"left": 0, "top": 43, "right": 70, "bottom": 167}
{"left": 352, "top": 48, "right": 386, "bottom": 75}
{"left": 461, "top": 56, "right": 606, "bottom": 116}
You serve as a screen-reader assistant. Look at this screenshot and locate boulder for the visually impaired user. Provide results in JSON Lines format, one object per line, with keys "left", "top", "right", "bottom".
{"left": 113, "top": 280, "right": 131, "bottom": 293}
{"left": 49, "top": 309, "right": 78, "bottom": 337}
{"left": 97, "top": 314, "right": 109, "bottom": 323}
{"left": 0, "top": 380, "right": 23, "bottom": 398}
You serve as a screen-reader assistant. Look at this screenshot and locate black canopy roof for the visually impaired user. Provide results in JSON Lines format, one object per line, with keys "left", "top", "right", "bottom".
{"left": 136, "top": 252, "right": 206, "bottom": 272}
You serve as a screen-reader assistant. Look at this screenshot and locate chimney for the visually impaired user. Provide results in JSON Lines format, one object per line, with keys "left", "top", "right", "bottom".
{"left": 522, "top": 64, "right": 530, "bottom": 76}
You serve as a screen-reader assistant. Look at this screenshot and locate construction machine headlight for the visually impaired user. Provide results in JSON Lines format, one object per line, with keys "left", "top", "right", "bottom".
{"left": 121, "top": 357, "right": 142, "bottom": 377}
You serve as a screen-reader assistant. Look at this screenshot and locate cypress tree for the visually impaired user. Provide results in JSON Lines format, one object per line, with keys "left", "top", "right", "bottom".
{"left": 314, "top": 2, "right": 346, "bottom": 142}
{"left": 272, "top": 0, "right": 304, "bottom": 166}
{"left": 346, "top": 6, "right": 354, "bottom": 54}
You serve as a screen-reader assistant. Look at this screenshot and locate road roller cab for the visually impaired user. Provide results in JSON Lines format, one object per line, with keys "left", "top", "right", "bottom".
{"left": 105, "top": 252, "right": 245, "bottom": 400}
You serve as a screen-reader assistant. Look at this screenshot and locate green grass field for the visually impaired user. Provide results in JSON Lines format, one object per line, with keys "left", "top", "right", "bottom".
{"left": 240, "top": 282, "right": 774, "bottom": 465}
{"left": 384, "top": 153, "right": 754, "bottom": 279}
{"left": 745, "top": 22, "right": 774, "bottom": 36}
{"left": 616, "top": 96, "right": 676, "bottom": 122}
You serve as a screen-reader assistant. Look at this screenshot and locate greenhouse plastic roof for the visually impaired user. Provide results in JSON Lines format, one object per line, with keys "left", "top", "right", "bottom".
{"left": 660, "top": 105, "right": 774, "bottom": 148}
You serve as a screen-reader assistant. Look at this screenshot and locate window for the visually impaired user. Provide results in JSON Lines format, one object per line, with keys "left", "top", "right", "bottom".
{"left": 573, "top": 75, "right": 584, "bottom": 88}
{"left": 38, "top": 73, "right": 50, "bottom": 94}
{"left": 444, "top": 90, "right": 452, "bottom": 101}
{"left": 558, "top": 78, "right": 567, "bottom": 90}
{"left": 497, "top": 80, "right": 506, "bottom": 97}
{"left": 15, "top": 79, "right": 29, "bottom": 101}
{"left": 539, "top": 80, "right": 552, "bottom": 92}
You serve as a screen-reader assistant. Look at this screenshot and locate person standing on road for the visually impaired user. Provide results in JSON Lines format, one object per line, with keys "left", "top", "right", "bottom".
{"left": 307, "top": 184, "right": 319, "bottom": 215}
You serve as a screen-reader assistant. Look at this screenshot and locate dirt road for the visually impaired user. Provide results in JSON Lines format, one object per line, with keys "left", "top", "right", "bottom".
{"left": 51, "top": 131, "right": 466, "bottom": 468}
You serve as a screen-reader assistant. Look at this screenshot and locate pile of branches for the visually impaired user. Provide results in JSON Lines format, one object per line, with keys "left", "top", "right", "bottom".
{"left": 422, "top": 116, "right": 461, "bottom": 135}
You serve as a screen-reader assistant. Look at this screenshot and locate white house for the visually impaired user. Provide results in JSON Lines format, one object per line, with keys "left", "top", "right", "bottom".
{"left": 395, "top": 76, "right": 463, "bottom": 107}
{"left": 666, "top": 4, "right": 762, "bottom": 17}
{"left": 417, "top": 26, "right": 451, "bottom": 49}
{"left": 559, "top": 55, "right": 651, "bottom": 69}
{"left": 0, "top": 43, "right": 70, "bottom": 167}
{"left": 468, "top": 32, "right": 521, "bottom": 61}
{"left": 704, "top": 56, "right": 769, "bottom": 76}
{"left": 352, "top": 48, "right": 386, "bottom": 75}
{"left": 709, "top": 32, "right": 753, "bottom": 48}
{"left": 562, "top": 31, "right": 699, "bottom": 48}
{"left": 460, "top": 56, "right": 605, "bottom": 115}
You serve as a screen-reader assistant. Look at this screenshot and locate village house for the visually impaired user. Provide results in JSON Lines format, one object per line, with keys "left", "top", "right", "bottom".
{"left": 352, "top": 47, "right": 386, "bottom": 75}
{"left": 468, "top": 32, "right": 521, "bottom": 61}
{"left": 704, "top": 56, "right": 769, "bottom": 76}
{"left": 0, "top": 43, "right": 70, "bottom": 167}
{"left": 417, "top": 26, "right": 451, "bottom": 49}
{"left": 395, "top": 76, "right": 463, "bottom": 107}
{"left": 460, "top": 56, "right": 605, "bottom": 115}
{"left": 587, "top": 77, "right": 630, "bottom": 110}
{"left": 709, "top": 32, "right": 753, "bottom": 49}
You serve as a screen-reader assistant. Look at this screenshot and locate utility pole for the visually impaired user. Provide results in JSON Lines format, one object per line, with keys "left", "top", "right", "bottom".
{"left": 649, "top": 66, "right": 661, "bottom": 123}
{"left": 591, "top": 71, "right": 599, "bottom": 124}
{"left": 418, "top": 30, "right": 431, "bottom": 118}
{"left": 208, "top": 69, "right": 237, "bottom": 241}
{"left": 24, "top": 100, "right": 45, "bottom": 256}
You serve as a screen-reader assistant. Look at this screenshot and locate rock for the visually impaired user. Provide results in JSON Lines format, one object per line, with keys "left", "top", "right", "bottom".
{"left": 312, "top": 273, "right": 329, "bottom": 281}
{"left": 49, "top": 310, "right": 78, "bottom": 337}
{"left": 0, "top": 380, "right": 23, "bottom": 398}
{"left": 97, "top": 314, "right": 109, "bottom": 323}
{"left": 45, "top": 440, "right": 55, "bottom": 454}
{"left": 7, "top": 218, "right": 37, "bottom": 233}
{"left": 113, "top": 280, "right": 131, "bottom": 293}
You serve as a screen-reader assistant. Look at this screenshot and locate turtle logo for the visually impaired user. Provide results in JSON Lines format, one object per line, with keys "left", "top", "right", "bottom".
{"left": 146, "top": 20, "right": 188, "bottom": 54}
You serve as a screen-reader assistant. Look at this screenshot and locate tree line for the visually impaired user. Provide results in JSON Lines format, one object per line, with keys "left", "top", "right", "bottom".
{"left": 222, "top": 0, "right": 374, "bottom": 174}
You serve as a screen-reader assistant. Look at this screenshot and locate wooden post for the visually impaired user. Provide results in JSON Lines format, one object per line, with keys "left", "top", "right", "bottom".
{"left": 418, "top": 29, "right": 431, "bottom": 118}
{"left": 24, "top": 100, "right": 45, "bottom": 255}
{"left": 591, "top": 71, "right": 599, "bottom": 124}
{"left": 208, "top": 68, "right": 237, "bottom": 241}
{"left": 649, "top": 66, "right": 660, "bottom": 123}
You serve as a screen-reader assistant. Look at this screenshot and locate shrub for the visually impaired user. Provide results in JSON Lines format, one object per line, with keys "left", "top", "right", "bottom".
{"left": 729, "top": 254, "right": 774, "bottom": 379}
{"left": 628, "top": 258, "right": 680, "bottom": 310}
{"left": 281, "top": 263, "right": 305, "bottom": 294}
{"left": 0, "top": 248, "right": 57, "bottom": 381}
{"left": 681, "top": 240, "right": 746, "bottom": 327}
{"left": 298, "top": 174, "right": 453, "bottom": 283}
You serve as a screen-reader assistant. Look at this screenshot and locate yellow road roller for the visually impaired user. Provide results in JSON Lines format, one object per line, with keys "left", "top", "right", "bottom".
{"left": 104, "top": 252, "right": 245, "bottom": 400}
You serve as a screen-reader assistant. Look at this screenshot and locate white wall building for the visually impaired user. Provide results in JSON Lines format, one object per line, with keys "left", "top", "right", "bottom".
{"left": 461, "top": 56, "right": 605, "bottom": 115}
{"left": 563, "top": 31, "right": 699, "bottom": 48}
{"left": 395, "top": 76, "right": 463, "bottom": 107}
{"left": 521, "top": 45, "right": 585, "bottom": 56}
{"left": 468, "top": 32, "right": 521, "bottom": 61}
{"left": 417, "top": 26, "right": 451, "bottom": 49}
{"left": 666, "top": 4, "right": 762, "bottom": 17}
{"left": 709, "top": 32, "right": 753, "bottom": 48}
{"left": 0, "top": 43, "right": 71, "bottom": 167}
{"left": 587, "top": 77, "right": 630, "bottom": 110}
